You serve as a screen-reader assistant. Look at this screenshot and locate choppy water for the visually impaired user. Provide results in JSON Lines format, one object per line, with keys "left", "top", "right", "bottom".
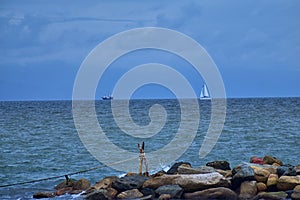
{"left": 0, "top": 98, "right": 300, "bottom": 199}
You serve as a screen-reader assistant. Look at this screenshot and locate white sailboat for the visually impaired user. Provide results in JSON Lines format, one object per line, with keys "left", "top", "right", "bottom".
{"left": 200, "top": 83, "right": 211, "bottom": 100}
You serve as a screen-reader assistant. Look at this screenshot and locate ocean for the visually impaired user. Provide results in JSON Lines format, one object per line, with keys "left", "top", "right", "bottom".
{"left": 0, "top": 98, "right": 300, "bottom": 199}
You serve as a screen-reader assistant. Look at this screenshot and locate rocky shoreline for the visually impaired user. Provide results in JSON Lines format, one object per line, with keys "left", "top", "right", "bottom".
{"left": 33, "top": 155, "right": 300, "bottom": 200}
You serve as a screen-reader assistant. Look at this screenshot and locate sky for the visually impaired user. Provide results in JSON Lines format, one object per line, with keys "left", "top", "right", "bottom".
{"left": 0, "top": 0, "right": 299, "bottom": 100}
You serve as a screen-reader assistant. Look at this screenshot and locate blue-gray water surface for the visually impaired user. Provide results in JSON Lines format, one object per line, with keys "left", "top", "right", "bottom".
{"left": 0, "top": 98, "right": 300, "bottom": 199}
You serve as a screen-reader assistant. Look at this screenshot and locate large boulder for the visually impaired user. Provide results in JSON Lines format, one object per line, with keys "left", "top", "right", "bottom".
{"left": 277, "top": 175, "right": 300, "bottom": 191}
{"left": 206, "top": 160, "right": 231, "bottom": 170}
{"left": 292, "top": 185, "right": 300, "bottom": 200}
{"left": 252, "top": 166, "right": 270, "bottom": 183}
{"left": 252, "top": 191, "right": 288, "bottom": 200}
{"left": 73, "top": 178, "right": 90, "bottom": 191}
{"left": 155, "top": 184, "right": 183, "bottom": 199}
{"left": 91, "top": 176, "right": 118, "bottom": 190}
{"left": 113, "top": 175, "right": 149, "bottom": 192}
{"left": 166, "top": 162, "right": 191, "bottom": 174}
{"left": 267, "top": 174, "right": 279, "bottom": 187}
{"left": 85, "top": 189, "right": 108, "bottom": 200}
{"left": 178, "top": 165, "right": 215, "bottom": 174}
{"left": 33, "top": 192, "right": 55, "bottom": 199}
{"left": 238, "top": 181, "right": 257, "bottom": 200}
{"left": 183, "top": 187, "right": 237, "bottom": 200}
{"left": 143, "top": 172, "right": 230, "bottom": 192}
{"left": 117, "top": 189, "right": 143, "bottom": 199}
{"left": 232, "top": 165, "right": 255, "bottom": 189}
{"left": 263, "top": 155, "right": 283, "bottom": 166}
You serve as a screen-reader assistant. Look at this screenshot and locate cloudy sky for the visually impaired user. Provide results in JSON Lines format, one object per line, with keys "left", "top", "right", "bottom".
{"left": 0, "top": 0, "right": 299, "bottom": 100}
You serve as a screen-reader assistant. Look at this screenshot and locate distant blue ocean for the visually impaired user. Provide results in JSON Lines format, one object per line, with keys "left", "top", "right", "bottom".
{"left": 0, "top": 98, "right": 300, "bottom": 199}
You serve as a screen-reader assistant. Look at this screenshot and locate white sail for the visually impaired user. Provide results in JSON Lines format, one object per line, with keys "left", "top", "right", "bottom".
{"left": 200, "top": 84, "right": 210, "bottom": 99}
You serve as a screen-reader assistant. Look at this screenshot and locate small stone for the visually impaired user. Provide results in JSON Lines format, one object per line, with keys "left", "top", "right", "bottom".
{"left": 183, "top": 187, "right": 237, "bottom": 200}
{"left": 252, "top": 166, "right": 270, "bottom": 183}
{"left": 250, "top": 157, "right": 264, "bottom": 165}
{"left": 158, "top": 194, "right": 172, "bottom": 200}
{"left": 206, "top": 160, "right": 231, "bottom": 170}
{"left": 267, "top": 174, "right": 279, "bottom": 187}
{"left": 117, "top": 189, "right": 143, "bottom": 199}
{"left": 73, "top": 178, "right": 90, "bottom": 191}
{"left": 155, "top": 184, "right": 183, "bottom": 199}
{"left": 33, "top": 191, "right": 55, "bottom": 199}
{"left": 263, "top": 155, "right": 283, "bottom": 166}
{"left": 238, "top": 181, "right": 257, "bottom": 200}
{"left": 256, "top": 182, "right": 267, "bottom": 192}
{"left": 166, "top": 162, "right": 191, "bottom": 174}
{"left": 277, "top": 175, "right": 300, "bottom": 191}
{"left": 292, "top": 185, "right": 300, "bottom": 200}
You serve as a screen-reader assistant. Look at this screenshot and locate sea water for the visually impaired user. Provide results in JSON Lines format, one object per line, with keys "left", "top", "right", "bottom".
{"left": 0, "top": 98, "right": 300, "bottom": 199}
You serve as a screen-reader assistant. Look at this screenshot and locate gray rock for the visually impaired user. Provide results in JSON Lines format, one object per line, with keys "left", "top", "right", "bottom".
{"left": 33, "top": 191, "right": 55, "bottom": 199}
{"left": 143, "top": 172, "right": 230, "bottom": 192}
{"left": 283, "top": 166, "right": 297, "bottom": 176}
{"left": 117, "top": 189, "right": 143, "bottom": 199}
{"left": 183, "top": 187, "right": 237, "bottom": 200}
{"left": 166, "top": 162, "right": 191, "bottom": 174}
{"left": 238, "top": 181, "right": 257, "bottom": 200}
{"left": 252, "top": 191, "right": 288, "bottom": 200}
{"left": 232, "top": 164, "right": 255, "bottom": 189}
{"left": 84, "top": 190, "right": 108, "bottom": 200}
{"left": 113, "top": 175, "right": 149, "bottom": 192}
{"left": 178, "top": 165, "right": 215, "bottom": 174}
{"left": 155, "top": 184, "right": 183, "bottom": 199}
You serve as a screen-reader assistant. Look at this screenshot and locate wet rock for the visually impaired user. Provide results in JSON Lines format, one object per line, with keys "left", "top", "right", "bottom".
{"left": 113, "top": 175, "right": 149, "bottom": 192}
{"left": 250, "top": 157, "right": 264, "bottom": 165}
{"left": 54, "top": 179, "right": 75, "bottom": 190}
{"left": 178, "top": 165, "right": 215, "bottom": 174}
{"left": 183, "top": 187, "right": 237, "bottom": 200}
{"left": 166, "top": 162, "right": 191, "bottom": 174}
{"left": 92, "top": 176, "right": 118, "bottom": 190}
{"left": 73, "top": 178, "right": 90, "bottom": 191}
{"left": 263, "top": 155, "right": 283, "bottom": 166}
{"left": 117, "top": 188, "right": 143, "bottom": 199}
{"left": 155, "top": 184, "right": 183, "bottom": 199}
{"left": 158, "top": 194, "right": 171, "bottom": 200}
{"left": 267, "top": 174, "right": 279, "bottom": 187}
{"left": 257, "top": 182, "right": 267, "bottom": 192}
{"left": 232, "top": 165, "right": 255, "bottom": 189}
{"left": 55, "top": 187, "right": 72, "bottom": 196}
{"left": 238, "top": 181, "right": 257, "bottom": 200}
{"left": 206, "top": 160, "right": 231, "bottom": 170}
{"left": 33, "top": 191, "right": 55, "bottom": 199}
{"left": 252, "top": 166, "right": 270, "bottom": 183}
{"left": 253, "top": 191, "right": 288, "bottom": 200}
{"left": 277, "top": 175, "right": 300, "bottom": 191}
{"left": 143, "top": 172, "right": 230, "bottom": 192}
{"left": 283, "top": 166, "right": 297, "bottom": 176}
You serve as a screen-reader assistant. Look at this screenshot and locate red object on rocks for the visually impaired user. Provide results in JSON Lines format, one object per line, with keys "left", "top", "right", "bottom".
{"left": 250, "top": 157, "right": 264, "bottom": 165}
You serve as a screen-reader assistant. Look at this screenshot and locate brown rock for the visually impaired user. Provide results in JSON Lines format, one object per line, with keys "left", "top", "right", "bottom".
{"left": 239, "top": 181, "right": 257, "bottom": 200}
{"left": 33, "top": 191, "right": 55, "bottom": 199}
{"left": 183, "top": 187, "right": 237, "bottom": 200}
{"left": 73, "top": 178, "right": 90, "bottom": 191}
{"left": 252, "top": 166, "right": 270, "bottom": 183}
{"left": 250, "top": 165, "right": 277, "bottom": 175}
{"left": 143, "top": 172, "right": 230, "bottom": 192}
{"left": 263, "top": 155, "right": 283, "bottom": 166}
{"left": 267, "top": 174, "right": 279, "bottom": 187}
{"left": 206, "top": 160, "right": 231, "bottom": 170}
{"left": 253, "top": 191, "right": 288, "bottom": 200}
{"left": 92, "top": 176, "right": 118, "bottom": 190}
{"left": 215, "top": 169, "right": 232, "bottom": 178}
{"left": 54, "top": 179, "right": 75, "bottom": 190}
{"left": 178, "top": 165, "right": 215, "bottom": 174}
{"left": 55, "top": 187, "right": 72, "bottom": 196}
{"left": 158, "top": 194, "right": 172, "bottom": 200}
{"left": 293, "top": 185, "right": 300, "bottom": 200}
{"left": 256, "top": 182, "right": 267, "bottom": 192}
{"left": 117, "top": 189, "right": 143, "bottom": 199}
{"left": 277, "top": 175, "right": 300, "bottom": 191}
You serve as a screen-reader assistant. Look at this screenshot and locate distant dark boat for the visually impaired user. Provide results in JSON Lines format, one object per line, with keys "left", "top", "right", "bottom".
{"left": 101, "top": 94, "right": 113, "bottom": 100}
